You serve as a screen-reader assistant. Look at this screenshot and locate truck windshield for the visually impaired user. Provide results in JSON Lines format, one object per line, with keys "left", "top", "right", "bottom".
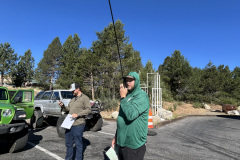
{"left": 61, "top": 91, "right": 73, "bottom": 99}
{"left": 0, "top": 88, "right": 8, "bottom": 100}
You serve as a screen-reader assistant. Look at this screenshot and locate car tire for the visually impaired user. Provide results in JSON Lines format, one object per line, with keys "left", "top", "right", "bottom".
{"left": 57, "top": 114, "right": 67, "bottom": 139}
{"left": 9, "top": 127, "right": 29, "bottom": 153}
{"left": 31, "top": 110, "right": 43, "bottom": 129}
{"left": 90, "top": 115, "right": 103, "bottom": 132}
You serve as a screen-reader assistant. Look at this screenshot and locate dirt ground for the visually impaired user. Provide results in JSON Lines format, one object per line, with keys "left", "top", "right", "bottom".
{"left": 100, "top": 101, "right": 228, "bottom": 119}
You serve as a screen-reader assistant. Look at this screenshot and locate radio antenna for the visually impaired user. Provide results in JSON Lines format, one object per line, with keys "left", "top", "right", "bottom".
{"left": 108, "top": 0, "right": 124, "bottom": 78}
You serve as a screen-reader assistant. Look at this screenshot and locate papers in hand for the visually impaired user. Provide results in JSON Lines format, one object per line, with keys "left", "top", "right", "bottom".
{"left": 106, "top": 147, "right": 118, "bottom": 160}
{"left": 61, "top": 114, "right": 76, "bottom": 129}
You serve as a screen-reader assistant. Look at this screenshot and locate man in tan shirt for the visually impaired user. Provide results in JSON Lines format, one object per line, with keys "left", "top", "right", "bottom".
{"left": 59, "top": 83, "right": 91, "bottom": 160}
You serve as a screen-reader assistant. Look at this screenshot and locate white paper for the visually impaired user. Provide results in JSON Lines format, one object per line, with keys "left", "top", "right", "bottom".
{"left": 105, "top": 147, "right": 118, "bottom": 160}
{"left": 61, "top": 114, "right": 75, "bottom": 129}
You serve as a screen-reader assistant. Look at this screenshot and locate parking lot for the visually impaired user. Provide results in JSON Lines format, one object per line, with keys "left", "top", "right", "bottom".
{"left": 1, "top": 116, "right": 240, "bottom": 160}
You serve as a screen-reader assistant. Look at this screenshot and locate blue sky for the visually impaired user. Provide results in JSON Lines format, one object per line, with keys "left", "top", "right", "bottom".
{"left": 0, "top": 0, "right": 239, "bottom": 71}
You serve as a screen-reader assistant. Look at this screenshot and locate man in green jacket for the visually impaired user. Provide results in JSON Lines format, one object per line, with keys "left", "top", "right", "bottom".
{"left": 112, "top": 72, "right": 150, "bottom": 160}
{"left": 59, "top": 83, "right": 91, "bottom": 160}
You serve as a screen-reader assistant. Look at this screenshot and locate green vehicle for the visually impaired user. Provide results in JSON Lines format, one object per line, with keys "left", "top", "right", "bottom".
{"left": 0, "top": 86, "right": 34, "bottom": 153}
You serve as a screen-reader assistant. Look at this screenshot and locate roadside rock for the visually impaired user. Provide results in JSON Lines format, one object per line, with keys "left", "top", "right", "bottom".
{"left": 111, "top": 111, "right": 119, "bottom": 119}
{"left": 153, "top": 115, "right": 162, "bottom": 124}
{"left": 159, "top": 108, "right": 173, "bottom": 120}
{"left": 204, "top": 103, "right": 211, "bottom": 110}
{"left": 227, "top": 110, "right": 240, "bottom": 115}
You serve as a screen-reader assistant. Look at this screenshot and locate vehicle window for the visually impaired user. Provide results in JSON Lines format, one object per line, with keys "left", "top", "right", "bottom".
{"left": 14, "top": 91, "right": 23, "bottom": 102}
{"left": 51, "top": 92, "right": 60, "bottom": 100}
{"left": 41, "top": 92, "right": 52, "bottom": 100}
{"left": 35, "top": 91, "right": 44, "bottom": 100}
{"left": 0, "top": 88, "right": 8, "bottom": 100}
{"left": 61, "top": 91, "right": 73, "bottom": 99}
{"left": 8, "top": 91, "right": 17, "bottom": 100}
{"left": 24, "top": 91, "right": 32, "bottom": 102}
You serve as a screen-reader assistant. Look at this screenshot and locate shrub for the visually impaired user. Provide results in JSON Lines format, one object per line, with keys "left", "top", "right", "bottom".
{"left": 193, "top": 102, "right": 203, "bottom": 108}
{"left": 173, "top": 103, "right": 177, "bottom": 111}
{"left": 100, "top": 97, "right": 119, "bottom": 111}
{"left": 167, "top": 106, "right": 174, "bottom": 112}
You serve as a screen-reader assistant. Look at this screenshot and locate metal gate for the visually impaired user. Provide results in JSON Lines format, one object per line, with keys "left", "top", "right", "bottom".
{"left": 143, "top": 73, "right": 162, "bottom": 118}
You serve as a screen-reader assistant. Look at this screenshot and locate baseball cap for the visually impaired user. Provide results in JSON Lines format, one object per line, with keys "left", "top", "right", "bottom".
{"left": 69, "top": 83, "right": 80, "bottom": 91}
{"left": 123, "top": 75, "right": 135, "bottom": 79}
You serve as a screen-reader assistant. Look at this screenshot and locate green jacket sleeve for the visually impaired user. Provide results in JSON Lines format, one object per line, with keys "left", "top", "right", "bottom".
{"left": 120, "top": 92, "right": 149, "bottom": 121}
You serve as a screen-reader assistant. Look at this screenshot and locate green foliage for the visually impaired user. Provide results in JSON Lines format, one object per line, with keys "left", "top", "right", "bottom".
{"left": 91, "top": 20, "right": 142, "bottom": 100}
{"left": 0, "top": 42, "right": 18, "bottom": 85}
{"left": 218, "top": 97, "right": 238, "bottom": 106}
{"left": 173, "top": 103, "right": 177, "bottom": 111}
{"left": 159, "top": 50, "right": 192, "bottom": 101}
{"left": 167, "top": 106, "right": 174, "bottom": 112}
{"left": 57, "top": 34, "right": 82, "bottom": 89}
{"left": 100, "top": 97, "right": 119, "bottom": 111}
{"left": 35, "top": 37, "right": 63, "bottom": 90}
{"left": 193, "top": 102, "right": 204, "bottom": 108}
{"left": 12, "top": 49, "right": 35, "bottom": 86}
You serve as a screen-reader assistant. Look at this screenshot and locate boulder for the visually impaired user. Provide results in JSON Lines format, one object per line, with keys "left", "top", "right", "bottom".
{"left": 158, "top": 108, "right": 173, "bottom": 120}
{"left": 204, "top": 103, "right": 211, "bottom": 110}
{"left": 152, "top": 115, "right": 162, "bottom": 124}
{"left": 227, "top": 110, "right": 240, "bottom": 115}
{"left": 111, "top": 111, "right": 119, "bottom": 119}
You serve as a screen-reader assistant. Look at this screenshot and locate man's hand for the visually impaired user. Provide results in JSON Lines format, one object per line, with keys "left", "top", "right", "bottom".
{"left": 58, "top": 101, "right": 65, "bottom": 108}
{"left": 120, "top": 84, "right": 127, "bottom": 98}
{"left": 112, "top": 137, "right": 116, "bottom": 149}
{"left": 71, "top": 113, "right": 78, "bottom": 118}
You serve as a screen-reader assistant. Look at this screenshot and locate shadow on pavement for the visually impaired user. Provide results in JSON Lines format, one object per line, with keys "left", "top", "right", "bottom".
{"left": 217, "top": 115, "right": 240, "bottom": 120}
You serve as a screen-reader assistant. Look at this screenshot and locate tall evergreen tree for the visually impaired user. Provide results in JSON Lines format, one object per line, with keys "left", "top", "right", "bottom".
{"left": 35, "top": 37, "right": 62, "bottom": 90}
{"left": 57, "top": 34, "right": 81, "bottom": 89}
{"left": 0, "top": 42, "right": 18, "bottom": 85}
{"left": 12, "top": 49, "right": 35, "bottom": 86}
{"left": 159, "top": 50, "right": 192, "bottom": 100}
{"left": 92, "top": 20, "right": 142, "bottom": 99}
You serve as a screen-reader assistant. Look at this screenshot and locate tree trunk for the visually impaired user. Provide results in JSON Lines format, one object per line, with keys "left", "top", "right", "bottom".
{"left": 1, "top": 73, "right": 4, "bottom": 86}
{"left": 90, "top": 72, "right": 95, "bottom": 100}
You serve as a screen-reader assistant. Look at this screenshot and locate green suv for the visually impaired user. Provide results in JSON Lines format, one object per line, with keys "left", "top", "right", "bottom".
{"left": 0, "top": 86, "right": 34, "bottom": 153}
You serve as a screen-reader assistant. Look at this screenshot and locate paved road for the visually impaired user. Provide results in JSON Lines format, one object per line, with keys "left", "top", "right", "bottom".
{"left": 0, "top": 115, "right": 240, "bottom": 160}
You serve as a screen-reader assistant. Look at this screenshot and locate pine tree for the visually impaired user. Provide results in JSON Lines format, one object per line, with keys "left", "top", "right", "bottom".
{"left": 35, "top": 37, "right": 62, "bottom": 90}
{"left": 57, "top": 34, "right": 81, "bottom": 89}
{"left": 0, "top": 42, "right": 18, "bottom": 85}
{"left": 159, "top": 50, "right": 192, "bottom": 100}
{"left": 12, "top": 49, "right": 35, "bottom": 86}
{"left": 92, "top": 20, "right": 142, "bottom": 99}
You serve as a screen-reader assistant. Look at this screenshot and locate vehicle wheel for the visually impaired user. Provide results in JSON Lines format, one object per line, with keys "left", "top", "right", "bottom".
{"left": 90, "top": 115, "right": 103, "bottom": 132}
{"left": 9, "top": 127, "right": 29, "bottom": 153}
{"left": 57, "top": 114, "right": 67, "bottom": 139}
{"left": 31, "top": 110, "right": 43, "bottom": 129}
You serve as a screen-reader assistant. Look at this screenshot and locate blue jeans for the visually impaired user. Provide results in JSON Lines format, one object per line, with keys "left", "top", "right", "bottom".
{"left": 65, "top": 124, "right": 85, "bottom": 160}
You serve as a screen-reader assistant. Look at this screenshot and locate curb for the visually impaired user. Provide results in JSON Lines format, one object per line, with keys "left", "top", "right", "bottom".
{"left": 103, "top": 114, "right": 240, "bottom": 129}
{"left": 153, "top": 114, "right": 240, "bottom": 128}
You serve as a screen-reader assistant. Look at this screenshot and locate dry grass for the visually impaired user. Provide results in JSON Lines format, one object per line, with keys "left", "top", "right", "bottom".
{"left": 100, "top": 101, "right": 227, "bottom": 119}
{"left": 163, "top": 102, "right": 225, "bottom": 118}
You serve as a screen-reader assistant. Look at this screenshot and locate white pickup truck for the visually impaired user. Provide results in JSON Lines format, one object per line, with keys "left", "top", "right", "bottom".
{"left": 32, "top": 90, "right": 103, "bottom": 138}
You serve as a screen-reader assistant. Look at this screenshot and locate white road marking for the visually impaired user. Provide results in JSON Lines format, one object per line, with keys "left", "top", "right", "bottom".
{"left": 28, "top": 142, "right": 64, "bottom": 160}
{"left": 98, "top": 131, "right": 115, "bottom": 136}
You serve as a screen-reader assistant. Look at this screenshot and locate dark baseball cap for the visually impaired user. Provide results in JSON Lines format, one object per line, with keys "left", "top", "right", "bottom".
{"left": 123, "top": 75, "right": 135, "bottom": 79}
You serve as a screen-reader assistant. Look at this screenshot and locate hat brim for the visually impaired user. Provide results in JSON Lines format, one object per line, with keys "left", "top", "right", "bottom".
{"left": 123, "top": 75, "right": 135, "bottom": 79}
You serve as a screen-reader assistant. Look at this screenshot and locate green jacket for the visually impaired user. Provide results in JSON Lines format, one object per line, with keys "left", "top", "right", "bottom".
{"left": 117, "top": 72, "right": 150, "bottom": 149}
{"left": 66, "top": 93, "right": 91, "bottom": 126}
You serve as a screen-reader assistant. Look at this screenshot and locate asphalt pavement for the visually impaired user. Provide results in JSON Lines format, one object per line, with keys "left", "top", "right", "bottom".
{"left": 0, "top": 115, "right": 240, "bottom": 160}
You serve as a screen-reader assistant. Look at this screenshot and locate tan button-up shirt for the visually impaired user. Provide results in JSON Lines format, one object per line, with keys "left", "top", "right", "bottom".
{"left": 66, "top": 93, "right": 91, "bottom": 126}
